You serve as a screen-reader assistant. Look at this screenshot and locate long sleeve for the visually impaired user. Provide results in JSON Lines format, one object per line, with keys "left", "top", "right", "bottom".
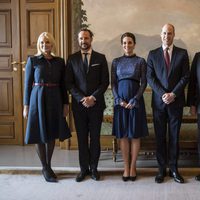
{"left": 187, "top": 53, "right": 198, "bottom": 106}
{"left": 91, "top": 55, "right": 109, "bottom": 100}
{"left": 129, "top": 58, "right": 147, "bottom": 107}
{"left": 65, "top": 56, "right": 85, "bottom": 103}
{"left": 147, "top": 51, "right": 166, "bottom": 97}
{"left": 132, "top": 58, "right": 147, "bottom": 100}
{"left": 60, "top": 58, "right": 69, "bottom": 104}
{"left": 24, "top": 57, "right": 34, "bottom": 105}
{"left": 171, "top": 49, "right": 190, "bottom": 97}
{"left": 111, "top": 58, "right": 123, "bottom": 105}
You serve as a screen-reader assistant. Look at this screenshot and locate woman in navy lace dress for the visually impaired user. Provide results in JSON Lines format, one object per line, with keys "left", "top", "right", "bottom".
{"left": 23, "top": 32, "right": 71, "bottom": 182}
{"left": 111, "top": 32, "right": 148, "bottom": 181}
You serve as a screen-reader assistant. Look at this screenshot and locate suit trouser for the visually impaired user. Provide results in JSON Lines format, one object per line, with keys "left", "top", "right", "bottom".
{"left": 153, "top": 106, "right": 183, "bottom": 172}
{"left": 73, "top": 108, "right": 103, "bottom": 172}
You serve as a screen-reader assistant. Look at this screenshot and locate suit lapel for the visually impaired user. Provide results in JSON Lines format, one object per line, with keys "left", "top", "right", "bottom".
{"left": 77, "top": 51, "right": 86, "bottom": 75}
{"left": 159, "top": 47, "right": 168, "bottom": 77}
{"left": 88, "top": 50, "right": 95, "bottom": 73}
{"left": 168, "top": 46, "right": 177, "bottom": 77}
{"left": 77, "top": 50, "right": 95, "bottom": 74}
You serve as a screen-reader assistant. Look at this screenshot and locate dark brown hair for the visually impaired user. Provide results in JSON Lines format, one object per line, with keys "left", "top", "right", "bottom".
{"left": 121, "top": 32, "right": 136, "bottom": 44}
{"left": 78, "top": 28, "right": 94, "bottom": 38}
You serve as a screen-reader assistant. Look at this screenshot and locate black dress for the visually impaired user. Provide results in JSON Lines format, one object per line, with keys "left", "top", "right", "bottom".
{"left": 111, "top": 55, "right": 149, "bottom": 139}
{"left": 24, "top": 55, "right": 71, "bottom": 144}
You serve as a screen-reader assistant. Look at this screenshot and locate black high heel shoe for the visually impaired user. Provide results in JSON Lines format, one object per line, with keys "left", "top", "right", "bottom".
{"left": 42, "top": 168, "right": 57, "bottom": 183}
{"left": 130, "top": 176, "right": 137, "bottom": 181}
{"left": 122, "top": 176, "right": 130, "bottom": 182}
{"left": 47, "top": 166, "right": 57, "bottom": 179}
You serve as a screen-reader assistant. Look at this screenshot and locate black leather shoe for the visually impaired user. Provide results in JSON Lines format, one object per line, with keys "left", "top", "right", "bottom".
{"left": 91, "top": 169, "right": 100, "bottom": 181}
{"left": 155, "top": 173, "right": 165, "bottom": 183}
{"left": 195, "top": 175, "right": 200, "bottom": 181}
{"left": 169, "top": 170, "right": 184, "bottom": 183}
{"left": 76, "top": 170, "right": 90, "bottom": 182}
{"left": 42, "top": 168, "right": 57, "bottom": 183}
{"left": 122, "top": 176, "right": 130, "bottom": 182}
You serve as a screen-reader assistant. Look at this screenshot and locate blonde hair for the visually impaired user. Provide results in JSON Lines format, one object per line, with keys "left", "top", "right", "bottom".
{"left": 35, "top": 32, "right": 56, "bottom": 56}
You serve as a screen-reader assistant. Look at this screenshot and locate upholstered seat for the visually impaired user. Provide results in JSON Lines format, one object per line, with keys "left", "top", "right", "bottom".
{"left": 102, "top": 88, "right": 198, "bottom": 162}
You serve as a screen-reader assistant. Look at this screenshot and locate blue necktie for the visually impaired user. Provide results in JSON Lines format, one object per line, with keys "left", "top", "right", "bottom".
{"left": 83, "top": 53, "right": 88, "bottom": 73}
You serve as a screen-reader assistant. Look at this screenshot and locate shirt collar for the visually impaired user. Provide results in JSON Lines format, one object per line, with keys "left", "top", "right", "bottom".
{"left": 162, "top": 44, "right": 173, "bottom": 51}
{"left": 81, "top": 48, "right": 92, "bottom": 55}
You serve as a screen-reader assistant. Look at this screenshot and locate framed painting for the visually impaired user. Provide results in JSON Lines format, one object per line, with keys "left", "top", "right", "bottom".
{"left": 71, "top": 0, "right": 200, "bottom": 70}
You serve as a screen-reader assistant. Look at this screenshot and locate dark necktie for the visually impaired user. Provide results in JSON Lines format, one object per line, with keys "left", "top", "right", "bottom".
{"left": 164, "top": 48, "right": 170, "bottom": 73}
{"left": 83, "top": 53, "right": 88, "bottom": 73}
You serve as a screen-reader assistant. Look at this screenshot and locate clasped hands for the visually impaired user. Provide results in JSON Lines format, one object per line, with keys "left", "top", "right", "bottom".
{"left": 162, "top": 92, "right": 176, "bottom": 104}
{"left": 81, "top": 96, "right": 96, "bottom": 108}
{"left": 120, "top": 101, "right": 134, "bottom": 109}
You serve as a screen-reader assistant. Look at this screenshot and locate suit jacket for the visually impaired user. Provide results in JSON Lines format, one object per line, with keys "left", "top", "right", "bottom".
{"left": 187, "top": 52, "right": 200, "bottom": 113}
{"left": 66, "top": 50, "right": 109, "bottom": 111}
{"left": 147, "top": 46, "right": 190, "bottom": 109}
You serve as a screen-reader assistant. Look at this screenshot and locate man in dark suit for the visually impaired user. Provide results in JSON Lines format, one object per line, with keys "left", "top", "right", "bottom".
{"left": 66, "top": 29, "right": 109, "bottom": 182}
{"left": 147, "top": 23, "right": 190, "bottom": 184}
{"left": 187, "top": 52, "right": 200, "bottom": 181}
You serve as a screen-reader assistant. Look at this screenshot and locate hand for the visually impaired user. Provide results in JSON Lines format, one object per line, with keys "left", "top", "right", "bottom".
{"left": 63, "top": 104, "right": 69, "bottom": 117}
{"left": 120, "top": 101, "right": 128, "bottom": 108}
{"left": 190, "top": 106, "right": 197, "bottom": 116}
{"left": 162, "top": 93, "right": 175, "bottom": 104}
{"left": 125, "top": 103, "right": 134, "bottom": 109}
{"left": 23, "top": 105, "right": 29, "bottom": 119}
{"left": 81, "top": 96, "right": 96, "bottom": 108}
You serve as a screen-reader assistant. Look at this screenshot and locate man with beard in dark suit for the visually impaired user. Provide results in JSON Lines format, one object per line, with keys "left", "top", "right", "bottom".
{"left": 66, "top": 29, "right": 109, "bottom": 182}
{"left": 147, "top": 24, "right": 190, "bottom": 184}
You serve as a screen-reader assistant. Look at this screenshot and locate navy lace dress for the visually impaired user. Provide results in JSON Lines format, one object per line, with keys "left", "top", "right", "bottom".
{"left": 111, "top": 55, "right": 149, "bottom": 139}
{"left": 24, "top": 55, "right": 71, "bottom": 144}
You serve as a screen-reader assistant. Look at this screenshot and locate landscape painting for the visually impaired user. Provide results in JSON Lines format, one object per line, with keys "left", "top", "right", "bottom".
{"left": 81, "top": 0, "right": 200, "bottom": 69}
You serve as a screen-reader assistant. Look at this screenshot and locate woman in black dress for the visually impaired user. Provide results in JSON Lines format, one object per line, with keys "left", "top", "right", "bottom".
{"left": 111, "top": 32, "right": 148, "bottom": 181}
{"left": 23, "top": 32, "right": 71, "bottom": 182}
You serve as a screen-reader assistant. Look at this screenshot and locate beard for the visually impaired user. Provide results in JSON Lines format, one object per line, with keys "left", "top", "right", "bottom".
{"left": 79, "top": 43, "right": 91, "bottom": 51}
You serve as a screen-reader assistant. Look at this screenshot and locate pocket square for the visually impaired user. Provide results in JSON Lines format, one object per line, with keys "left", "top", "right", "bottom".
{"left": 91, "top": 63, "right": 100, "bottom": 67}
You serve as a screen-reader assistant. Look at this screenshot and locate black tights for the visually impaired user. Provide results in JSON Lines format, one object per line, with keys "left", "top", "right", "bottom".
{"left": 35, "top": 140, "right": 55, "bottom": 169}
